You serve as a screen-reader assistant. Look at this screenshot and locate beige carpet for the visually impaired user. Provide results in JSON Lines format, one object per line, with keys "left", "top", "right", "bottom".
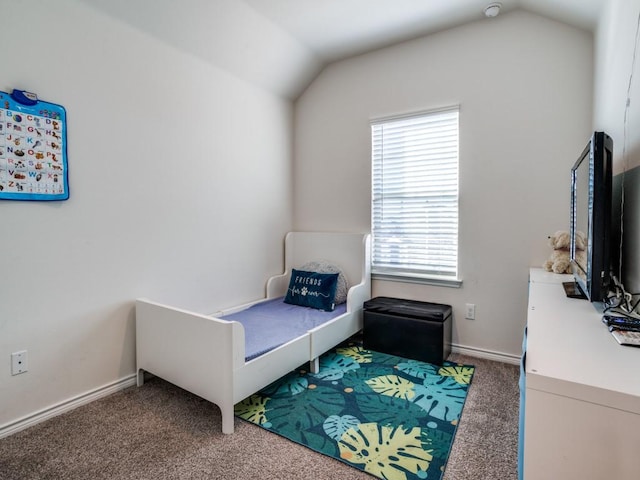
{"left": 0, "top": 353, "right": 519, "bottom": 480}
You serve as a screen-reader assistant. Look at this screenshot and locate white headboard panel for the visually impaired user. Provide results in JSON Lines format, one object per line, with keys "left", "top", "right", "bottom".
{"left": 284, "top": 232, "right": 371, "bottom": 293}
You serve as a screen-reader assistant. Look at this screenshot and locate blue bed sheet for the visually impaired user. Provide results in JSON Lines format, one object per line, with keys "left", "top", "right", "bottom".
{"left": 219, "top": 297, "right": 347, "bottom": 361}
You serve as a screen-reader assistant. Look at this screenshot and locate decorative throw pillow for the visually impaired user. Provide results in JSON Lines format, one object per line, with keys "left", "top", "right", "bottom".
{"left": 284, "top": 269, "right": 339, "bottom": 312}
{"left": 300, "top": 260, "right": 349, "bottom": 304}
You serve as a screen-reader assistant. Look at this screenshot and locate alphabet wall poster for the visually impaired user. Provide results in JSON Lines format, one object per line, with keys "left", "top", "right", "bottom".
{"left": 0, "top": 90, "right": 69, "bottom": 201}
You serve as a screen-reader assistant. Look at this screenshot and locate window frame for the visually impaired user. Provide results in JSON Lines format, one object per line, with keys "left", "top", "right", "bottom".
{"left": 370, "top": 106, "right": 461, "bottom": 287}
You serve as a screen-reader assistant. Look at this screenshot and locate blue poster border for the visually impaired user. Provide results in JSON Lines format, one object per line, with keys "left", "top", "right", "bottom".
{"left": 0, "top": 90, "right": 69, "bottom": 201}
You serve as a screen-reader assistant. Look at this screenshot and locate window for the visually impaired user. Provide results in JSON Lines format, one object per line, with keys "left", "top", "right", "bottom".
{"left": 371, "top": 107, "right": 459, "bottom": 285}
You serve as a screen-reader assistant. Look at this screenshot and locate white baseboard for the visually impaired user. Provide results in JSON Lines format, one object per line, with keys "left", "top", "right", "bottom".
{"left": 0, "top": 374, "right": 137, "bottom": 439}
{"left": 451, "top": 343, "right": 521, "bottom": 365}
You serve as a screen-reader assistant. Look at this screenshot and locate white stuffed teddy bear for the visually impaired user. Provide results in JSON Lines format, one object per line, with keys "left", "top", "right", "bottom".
{"left": 543, "top": 230, "right": 586, "bottom": 274}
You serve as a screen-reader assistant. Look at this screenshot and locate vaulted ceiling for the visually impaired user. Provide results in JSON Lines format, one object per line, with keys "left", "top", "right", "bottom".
{"left": 79, "top": 0, "right": 606, "bottom": 99}
{"left": 243, "top": 0, "right": 605, "bottom": 63}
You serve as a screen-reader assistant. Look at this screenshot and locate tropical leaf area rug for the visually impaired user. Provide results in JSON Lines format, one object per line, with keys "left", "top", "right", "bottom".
{"left": 234, "top": 339, "right": 475, "bottom": 480}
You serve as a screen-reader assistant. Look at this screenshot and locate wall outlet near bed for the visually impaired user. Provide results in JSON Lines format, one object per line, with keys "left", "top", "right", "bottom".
{"left": 465, "top": 303, "right": 476, "bottom": 320}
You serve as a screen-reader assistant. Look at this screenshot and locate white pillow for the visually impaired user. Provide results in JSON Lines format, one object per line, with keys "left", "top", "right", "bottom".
{"left": 300, "top": 260, "right": 349, "bottom": 304}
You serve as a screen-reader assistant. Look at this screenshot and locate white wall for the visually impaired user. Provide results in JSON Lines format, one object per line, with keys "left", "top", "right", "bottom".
{"left": 594, "top": 0, "right": 640, "bottom": 291}
{"left": 77, "top": 0, "right": 323, "bottom": 99}
{"left": 594, "top": 0, "right": 640, "bottom": 173}
{"left": 0, "top": 0, "right": 293, "bottom": 430}
{"left": 294, "top": 10, "right": 594, "bottom": 357}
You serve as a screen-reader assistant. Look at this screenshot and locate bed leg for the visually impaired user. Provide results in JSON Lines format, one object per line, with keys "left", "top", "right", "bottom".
{"left": 221, "top": 405, "right": 235, "bottom": 434}
{"left": 310, "top": 357, "right": 320, "bottom": 374}
{"left": 137, "top": 369, "right": 145, "bottom": 387}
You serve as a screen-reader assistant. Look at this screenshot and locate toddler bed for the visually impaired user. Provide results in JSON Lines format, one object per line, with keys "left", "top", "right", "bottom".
{"left": 135, "top": 231, "right": 371, "bottom": 434}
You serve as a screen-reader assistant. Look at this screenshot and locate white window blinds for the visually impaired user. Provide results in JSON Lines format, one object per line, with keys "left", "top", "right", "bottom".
{"left": 371, "top": 107, "right": 459, "bottom": 280}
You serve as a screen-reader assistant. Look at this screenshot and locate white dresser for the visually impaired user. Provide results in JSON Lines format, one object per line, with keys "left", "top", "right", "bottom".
{"left": 523, "top": 268, "right": 640, "bottom": 479}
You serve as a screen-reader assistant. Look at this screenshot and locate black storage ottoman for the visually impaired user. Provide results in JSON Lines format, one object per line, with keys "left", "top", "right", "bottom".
{"left": 363, "top": 296, "right": 452, "bottom": 365}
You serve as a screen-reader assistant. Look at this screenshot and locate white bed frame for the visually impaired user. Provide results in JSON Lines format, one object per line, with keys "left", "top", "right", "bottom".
{"left": 135, "top": 232, "right": 371, "bottom": 434}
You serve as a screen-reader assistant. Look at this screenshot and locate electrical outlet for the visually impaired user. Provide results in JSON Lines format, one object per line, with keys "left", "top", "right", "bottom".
{"left": 465, "top": 303, "right": 476, "bottom": 320}
{"left": 11, "top": 350, "right": 28, "bottom": 375}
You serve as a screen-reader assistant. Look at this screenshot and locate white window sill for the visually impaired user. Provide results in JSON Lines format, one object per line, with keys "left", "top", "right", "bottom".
{"left": 372, "top": 271, "right": 462, "bottom": 288}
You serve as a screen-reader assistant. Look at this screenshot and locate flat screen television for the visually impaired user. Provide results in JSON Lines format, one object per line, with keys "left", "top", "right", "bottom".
{"left": 568, "top": 131, "right": 613, "bottom": 303}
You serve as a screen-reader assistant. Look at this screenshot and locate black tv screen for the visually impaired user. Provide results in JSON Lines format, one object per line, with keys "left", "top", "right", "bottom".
{"left": 570, "top": 131, "right": 613, "bottom": 303}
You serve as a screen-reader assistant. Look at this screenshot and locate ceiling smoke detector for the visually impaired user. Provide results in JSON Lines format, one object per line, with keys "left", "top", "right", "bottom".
{"left": 484, "top": 2, "right": 502, "bottom": 18}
